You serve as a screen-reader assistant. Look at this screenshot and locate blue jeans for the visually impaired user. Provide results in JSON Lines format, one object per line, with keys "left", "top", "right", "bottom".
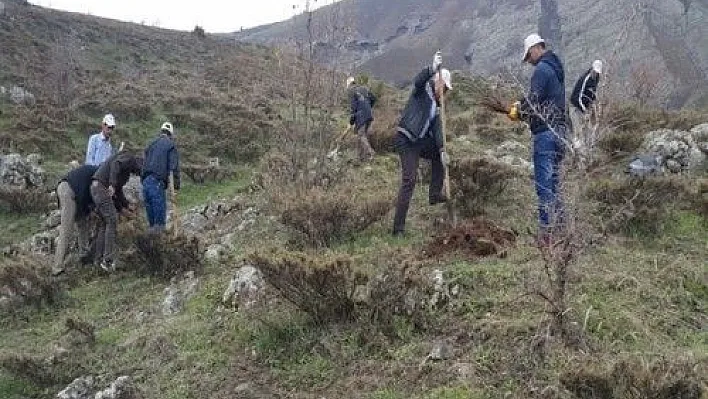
{"left": 142, "top": 175, "right": 166, "bottom": 229}
{"left": 533, "top": 130, "right": 565, "bottom": 231}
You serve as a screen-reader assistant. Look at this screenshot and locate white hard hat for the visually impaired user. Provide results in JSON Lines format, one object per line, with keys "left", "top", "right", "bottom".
{"left": 102, "top": 114, "right": 116, "bottom": 127}
{"left": 592, "top": 60, "right": 603, "bottom": 74}
{"left": 346, "top": 77, "right": 355, "bottom": 87}
{"left": 523, "top": 34, "right": 545, "bottom": 61}
{"left": 440, "top": 68, "right": 452, "bottom": 90}
{"left": 161, "top": 122, "right": 174, "bottom": 134}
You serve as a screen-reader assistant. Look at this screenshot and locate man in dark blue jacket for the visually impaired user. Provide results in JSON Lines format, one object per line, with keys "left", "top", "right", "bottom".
{"left": 508, "top": 34, "right": 568, "bottom": 245}
{"left": 142, "top": 122, "right": 180, "bottom": 234}
{"left": 347, "top": 77, "right": 377, "bottom": 161}
{"left": 392, "top": 51, "right": 452, "bottom": 236}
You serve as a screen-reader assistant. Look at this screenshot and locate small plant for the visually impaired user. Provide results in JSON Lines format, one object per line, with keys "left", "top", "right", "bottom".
{"left": 0, "top": 257, "right": 60, "bottom": 310}
{"left": 0, "top": 187, "right": 51, "bottom": 214}
{"left": 126, "top": 233, "right": 203, "bottom": 279}
{"left": 278, "top": 187, "right": 392, "bottom": 248}
{"left": 585, "top": 176, "right": 693, "bottom": 236}
{"left": 248, "top": 250, "right": 366, "bottom": 325}
{"left": 447, "top": 157, "right": 518, "bottom": 217}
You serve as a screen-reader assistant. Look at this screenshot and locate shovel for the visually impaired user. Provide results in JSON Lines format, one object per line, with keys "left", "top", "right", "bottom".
{"left": 168, "top": 174, "right": 180, "bottom": 238}
{"left": 438, "top": 67, "right": 457, "bottom": 227}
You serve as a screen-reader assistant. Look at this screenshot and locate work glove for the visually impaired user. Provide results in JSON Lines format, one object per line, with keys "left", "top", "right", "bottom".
{"left": 433, "top": 51, "right": 443, "bottom": 71}
{"left": 440, "top": 151, "right": 450, "bottom": 166}
{"left": 508, "top": 101, "right": 520, "bottom": 122}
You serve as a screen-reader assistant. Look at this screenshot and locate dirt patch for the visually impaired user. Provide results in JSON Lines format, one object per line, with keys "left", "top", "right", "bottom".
{"left": 423, "top": 218, "right": 517, "bottom": 258}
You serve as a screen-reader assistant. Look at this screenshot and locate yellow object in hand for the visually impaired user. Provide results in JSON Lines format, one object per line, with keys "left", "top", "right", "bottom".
{"left": 508, "top": 102, "right": 520, "bottom": 121}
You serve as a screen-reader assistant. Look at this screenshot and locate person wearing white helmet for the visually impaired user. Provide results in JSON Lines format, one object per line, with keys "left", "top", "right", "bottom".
{"left": 141, "top": 122, "right": 181, "bottom": 234}
{"left": 569, "top": 59, "right": 604, "bottom": 168}
{"left": 392, "top": 51, "right": 452, "bottom": 236}
{"left": 347, "top": 76, "right": 377, "bottom": 162}
{"left": 506, "top": 34, "right": 568, "bottom": 247}
{"left": 85, "top": 114, "right": 116, "bottom": 166}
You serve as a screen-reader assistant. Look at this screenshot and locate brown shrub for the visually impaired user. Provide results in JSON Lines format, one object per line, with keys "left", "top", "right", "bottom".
{"left": 248, "top": 250, "right": 367, "bottom": 325}
{"left": 447, "top": 157, "right": 518, "bottom": 217}
{"left": 0, "top": 187, "right": 52, "bottom": 213}
{"left": 585, "top": 176, "right": 694, "bottom": 235}
{"left": 278, "top": 187, "right": 392, "bottom": 248}
{"left": 124, "top": 233, "right": 203, "bottom": 279}
{"left": 561, "top": 357, "right": 706, "bottom": 399}
{"left": 0, "top": 257, "right": 60, "bottom": 310}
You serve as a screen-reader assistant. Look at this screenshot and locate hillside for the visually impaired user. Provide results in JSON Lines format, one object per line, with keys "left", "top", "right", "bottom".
{"left": 1, "top": 1, "right": 708, "bottom": 399}
{"left": 0, "top": 0, "right": 285, "bottom": 164}
{"left": 233, "top": 0, "right": 708, "bottom": 108}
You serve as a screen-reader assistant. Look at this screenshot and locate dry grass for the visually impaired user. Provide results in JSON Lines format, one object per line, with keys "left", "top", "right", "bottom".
{"left": 0, "top": 187, "right": 52, "bottom": 214}
{"left": 0, "top": 256, "right": 60, "bottom": 310}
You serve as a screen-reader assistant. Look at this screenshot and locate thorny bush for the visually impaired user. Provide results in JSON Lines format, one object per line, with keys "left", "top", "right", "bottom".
{"left": 0, "top": 187, "right": 52, "bottom": 213}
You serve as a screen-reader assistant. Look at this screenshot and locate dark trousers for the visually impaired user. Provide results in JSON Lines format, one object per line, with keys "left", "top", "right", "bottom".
{"left": 90, "top": 181, "right": 117, "bottom": 264}
{"left": 356, "top": 121, "right": 374, "bottom": 161}
{"left": 392, "top": 133, "right": 444, "bottom": 233}
{"left": 533, "top": 130, "right": 565, "bottom": 232}
{"left": 142, "top": 175, "right": 166, "bottom": 229}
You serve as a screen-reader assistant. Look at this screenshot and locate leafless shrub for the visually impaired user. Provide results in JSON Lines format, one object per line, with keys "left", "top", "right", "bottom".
{"left": 629, "top": 62, "right": 668, "bottom": 107}
{"left": 248, "top": 250, "right": 366, "bottom": 325}
{"left": 192, "top": 25, "right": 206, "bottom": 38}
{"left": 43, "top": 33, "right": 82, "bottom": 111}
{"left": 278, "top": 186, "right": 392, "bottom": 248}
{"left": 0, "top": 187, "right": 52, "bottom": 213}
{"left": 447, "top": 157, "right": 518, "bottom": 218}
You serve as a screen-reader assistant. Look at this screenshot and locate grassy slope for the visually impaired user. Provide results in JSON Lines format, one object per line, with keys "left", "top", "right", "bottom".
{"left": 0, "top": 4, "right": 707, "bottom": 399}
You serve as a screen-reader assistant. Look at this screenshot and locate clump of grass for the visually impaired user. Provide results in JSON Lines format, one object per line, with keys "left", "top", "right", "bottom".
{"left": 0, "top": 256, "right": 60, "bottom": 310}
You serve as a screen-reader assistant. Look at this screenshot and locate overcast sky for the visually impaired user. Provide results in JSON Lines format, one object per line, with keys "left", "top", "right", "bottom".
{"left": 28, "top": 0, "right": 339, "bottom": 33}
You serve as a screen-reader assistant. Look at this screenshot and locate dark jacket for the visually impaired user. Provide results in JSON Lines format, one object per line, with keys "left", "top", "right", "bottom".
{"left": 570, "top": 68, "right": 600, "bottom": 113}
{"left": 396, "top": 66, "right": 443, "bottom": 150}
{"left": 92, "top": 152, "right": 142, "bottom": 211}
{"left": 142, "top": 134, "right": 180, "bottom": 190}
{"left": 519, "top": 51, "right": 567, "bottom": 135}
{"left": 349, "top": 85, "right": 375, "bottom": 128}
{"left": 60, "top": 164, "right": 99, "bottom": 218}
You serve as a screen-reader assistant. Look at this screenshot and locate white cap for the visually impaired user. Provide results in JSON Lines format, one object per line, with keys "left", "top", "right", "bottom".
{"left": 161, "top": 122, "right": 174, "bottom": 134}
{"left": 592, "top": 60, "right": 603, "bottom": 74}
{"left": 102, "top": 114, "right": 116, "bottom": 127}
{"left": 346, "top": 77, "right": 355, "bottom": 87}
{"left": 523, "top": 34, "right": 545, "bottom": 61}
{"left": 440, "top": 68, "right": 452, "bottom": 90}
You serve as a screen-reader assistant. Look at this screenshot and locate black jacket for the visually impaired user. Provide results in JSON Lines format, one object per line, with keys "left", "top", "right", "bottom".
{"left": 142, "top": 134, "right": 180, "bottom": 190}
{"left": 93, "top": 152, "right": 142, "bottom": 211}
{"left": 570, "top": 68, "right": 600, "bottom": 113}
{"left": 396, "top": 66, "right": 443, "bottom": 149}
{"left": 518, "top": 51, "right": 568, "bottom": 135}
{"left": 61, "top": 164, "right": 99, "bottom": 218}
{"left": 349, "top": 85, "right": 375, "bottom": 128}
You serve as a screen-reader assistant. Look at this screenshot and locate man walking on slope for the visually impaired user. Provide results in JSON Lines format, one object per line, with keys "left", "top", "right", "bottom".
{"left": 91, "top": 151, "right": 143, "bottom": 271}
{"left": 392, "top": 51, "right": 452, "bottom": 236}
{"left": 142, "top": 122, "right": 181, "bottom": 234}
{"left": 506, "top": 34, "right": 568, "bottom": 246}
{"left": 347, "top": 77, "right": 377, "bottom": 162}
{"left": 570, "top": 60, "right": 603, "bottom": 166}
{"left": 86, "top": 114, "right": 116, "bottom": 166}
{"left": 52, "top": 164, "right": 99, "bottom": 276}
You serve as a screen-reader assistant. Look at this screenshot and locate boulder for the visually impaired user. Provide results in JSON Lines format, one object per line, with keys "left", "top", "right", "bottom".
{"left": 0, "top": 153, "right": 46, "bottom": 189}
{"left": 8, "top": 85, "right": 35, "bottom": 106}
{"left": 57, "top": 376, "right": 94, "bottom": 399}
{"left": 222, "top": 265, "right": 264, "bottom": 309}
{"left": 642, "top": 128, "right": 706, "bottom": 172}
{"left": 94, "top": 376, "right": 136, "bottom": 399}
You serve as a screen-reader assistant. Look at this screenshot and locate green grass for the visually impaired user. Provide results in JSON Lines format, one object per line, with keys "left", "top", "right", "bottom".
{"left": 177, "top": 167, "right": 253, "bottom": 209}
{"left": 0, "top": 374, "right": 42, "bottom": 399}
{"left": 0, "top": 211, "right": 43, "bottom": 248}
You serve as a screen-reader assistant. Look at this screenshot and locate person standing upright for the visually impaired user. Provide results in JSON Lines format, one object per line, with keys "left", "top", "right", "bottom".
{"left": 142, "top": 122, "right": 180, "bottom": 234}
{"left": 570, "top": 60, "right": 603, "bottom": 165}
{"left": 506, "top": 34, "right": 568, "bottom": 246}
{"left": 347, "top": 77, "right": 377, "bottom": 162}
{"left": 85, "top": 114, "right": 116, "bottom": 166}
